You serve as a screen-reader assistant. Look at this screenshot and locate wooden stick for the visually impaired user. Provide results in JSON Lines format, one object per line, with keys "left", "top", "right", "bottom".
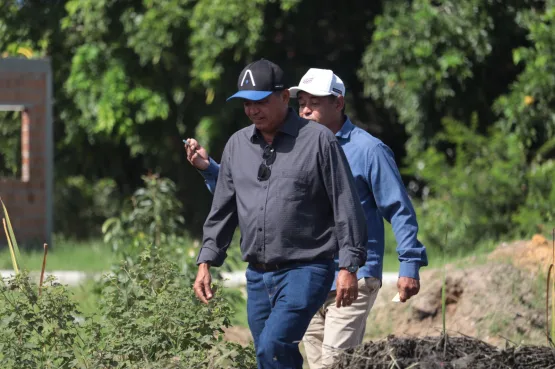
{"left": 39, "top": 243, "right": 48, "bottom": 296}
{"left": 547, "top": 229, "right": 555, "bottom": 345}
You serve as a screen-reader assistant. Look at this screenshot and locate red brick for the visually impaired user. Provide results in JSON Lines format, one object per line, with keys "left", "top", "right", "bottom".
{"left": 29, "top": 170, "right": 45, "bottom": 181}
{"left": 0, "top": 77, "right": 25, "bottom": 89}
{"left": 27, "top": 180, "right": 45, "bottom": 191}
{"left": 0, "top": 68, "right": 50, "bottom": 244}
{"left": 0, "top": 90, "right": 18, "bottom": 101}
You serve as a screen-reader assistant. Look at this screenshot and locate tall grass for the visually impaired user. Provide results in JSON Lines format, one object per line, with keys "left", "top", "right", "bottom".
{"left": 1, "top": 198, "right": 22, "bottom": 273}
{"left": 0, "top": 237, "right": 115, "bottom": 272}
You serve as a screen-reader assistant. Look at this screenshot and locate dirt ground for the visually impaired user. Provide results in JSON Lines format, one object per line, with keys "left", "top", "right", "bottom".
{"left": 332, "top": 335, "right": 555, "bottom": 369}
{"left": 224, "top": 236, "right": 555, "bottom": 357}
{"left": 223, "top": 325, "right": 252, "bottom": 347}
{"left": 366, "top": 236, "right": 552, "bottom": 347}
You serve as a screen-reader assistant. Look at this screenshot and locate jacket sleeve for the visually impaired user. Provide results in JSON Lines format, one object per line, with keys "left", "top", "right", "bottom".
{"left": 197, "top": 157, "right": 220, "bottom": 194}
{"left": 366, "top": 143, "right": 428, "bottom": 279}
{"left": 320, "top": 136, "right": 367, "bottom": 268}
{"left": 196, "top": 141, "right": 237, "bottom": 267}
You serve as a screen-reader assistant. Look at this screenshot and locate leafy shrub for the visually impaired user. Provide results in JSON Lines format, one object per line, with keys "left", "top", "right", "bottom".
{"left": 102, "top": 174, "right": 185, "bottom": 255}
{"left": 2, "top": 172, "right": 255, "bottom": 367}
{"left": 0, "top": 272, "right": 88, "bottom": 368}
{"left": 512, "top": 159, "right": 555, "bottom": 235}
{"left": 0, "top": 248, "right": 256, "bottom": 369}
{"left": 101, "top": 174, "right": 246, "bottom": 280}
{"left": 84, "top": 246, "right": 255, "bottom": 368}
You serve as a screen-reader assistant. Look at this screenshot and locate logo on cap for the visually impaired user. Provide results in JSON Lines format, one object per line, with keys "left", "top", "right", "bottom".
{"left": 302, "top": 77, "right": 314, "bottom": 84}
{"left": 240, "top": 70, "right": 256, "bottom": 87}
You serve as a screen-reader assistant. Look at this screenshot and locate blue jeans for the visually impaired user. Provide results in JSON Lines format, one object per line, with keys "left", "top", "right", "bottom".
{"left": 245, "top": 260, "right": 335, "bottom": 369}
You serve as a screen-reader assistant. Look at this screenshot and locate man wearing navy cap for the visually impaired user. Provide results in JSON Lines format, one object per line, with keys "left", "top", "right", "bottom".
{"left": 192, "top": 59, "right": 368, "bottom": 369}
{"left": 189, "top": 65, "right": 428, "bottom": 368}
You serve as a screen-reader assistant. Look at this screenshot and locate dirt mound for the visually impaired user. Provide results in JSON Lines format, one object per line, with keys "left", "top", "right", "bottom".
{"left": 489, "top": 234, "right": 553, "bottom": 273}
{"left": 331, "top": 335, "right": 555, "bottom": 369}
{"left": 411, "top": 275, "right": 463, "bottom": 320}
{"left": 366, "top": 261, "right": 546, "bottom": 347}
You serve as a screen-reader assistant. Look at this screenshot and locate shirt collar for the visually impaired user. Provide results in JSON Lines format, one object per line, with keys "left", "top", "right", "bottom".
{"left": 250, "top": 107, "right": 301, "bottom": 142}
{"left": 335, "top": 116, "right": 354, "bottom": 139}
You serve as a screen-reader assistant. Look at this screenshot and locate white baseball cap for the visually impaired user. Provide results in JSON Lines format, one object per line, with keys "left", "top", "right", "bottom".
{"left": 289, "top": 68, "right": 346, "bottom": 98}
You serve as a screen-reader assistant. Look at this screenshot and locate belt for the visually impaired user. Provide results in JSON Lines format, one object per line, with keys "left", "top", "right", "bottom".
{"left": 249, "top": 258, "right": 333, "bottom": 272}
{"left": 249, "top": 261, "right": 301, "bottom": 272}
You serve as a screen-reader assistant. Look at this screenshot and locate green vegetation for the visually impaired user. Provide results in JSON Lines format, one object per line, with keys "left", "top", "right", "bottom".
{"left": 1, "top": 198, "right": 22, "bottom": 273}
{"left": 2, "top": 0, "right": 555, "bottom": 364}
{"left": 0, "top": 237, "right": 115, "bottom": 272}
{"left": 0, "top": 177, "right": 256, "bottom": 368}
{"left": 0, "top": 250, "right": 256, "bottom": 368}
{"left": 0, "top": 0, "right": 553, "bottom": 253}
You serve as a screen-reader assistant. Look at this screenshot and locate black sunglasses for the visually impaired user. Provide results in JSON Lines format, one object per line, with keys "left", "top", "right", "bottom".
{"left": 257, "top": 145, "right": 276, "bottom": 181}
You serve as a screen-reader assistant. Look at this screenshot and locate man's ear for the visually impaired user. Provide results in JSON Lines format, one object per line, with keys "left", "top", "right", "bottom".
{"left": 336, "top": 95, "right": 345, "bottom": 112}
{"left": 280, "top": 89, "right": 290, "bottom": 104}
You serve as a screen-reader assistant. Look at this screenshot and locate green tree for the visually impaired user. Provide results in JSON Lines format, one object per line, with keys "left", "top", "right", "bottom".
{"left": 1, "top": 0, "right": 554, "bottom": 245}
{"left": 358, "top": 0, "right": 538, "bottom": 157}
{"left": 495, "top": 1, "right": 555, "bottom": 154}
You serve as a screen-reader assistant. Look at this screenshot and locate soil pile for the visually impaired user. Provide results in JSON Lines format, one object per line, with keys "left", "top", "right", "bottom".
{"left": 367, "top": 262, "right": 546, "bottom": 347}
{"left": 331, "top": 335, "right": 555, "bottom": 369}
{"left": 333, "top": 237, "right": 555, "bottom": 368}
{"left": 489, "top": 235, "right": 553, "bottom": 273}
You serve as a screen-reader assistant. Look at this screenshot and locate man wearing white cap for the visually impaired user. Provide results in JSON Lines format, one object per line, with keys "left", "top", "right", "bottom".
{"left": 185, "top": 68, "right": 428, "bottom": 368}
{"left": 288, "top": 69, "right": 427, "bottom": 368}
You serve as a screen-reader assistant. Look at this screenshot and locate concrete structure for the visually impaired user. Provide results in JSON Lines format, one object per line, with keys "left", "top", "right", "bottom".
{"left": 0, "top": 58, "right": 53, "bottom": 246}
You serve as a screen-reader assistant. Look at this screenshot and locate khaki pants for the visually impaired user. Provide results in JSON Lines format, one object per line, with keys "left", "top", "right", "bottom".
{"left": 302, "top": 277, "right": 381, "bottom": 369}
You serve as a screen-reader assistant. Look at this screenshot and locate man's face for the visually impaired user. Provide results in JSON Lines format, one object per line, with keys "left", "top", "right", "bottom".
{"left": 243, "top": 90, "right": 290, "bottom": 133}
{"left": 297, "top": 91, "right": 343, "bottom": 128}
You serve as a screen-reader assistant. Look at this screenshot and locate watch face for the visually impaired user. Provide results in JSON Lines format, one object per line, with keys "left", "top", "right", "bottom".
{"left": 348, "top": 266, "right": 358, "bottom": 273}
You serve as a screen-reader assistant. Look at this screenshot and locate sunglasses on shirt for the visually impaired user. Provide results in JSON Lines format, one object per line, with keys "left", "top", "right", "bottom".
{"left": 257, "top": 145, "right": 276, "bottom": 181}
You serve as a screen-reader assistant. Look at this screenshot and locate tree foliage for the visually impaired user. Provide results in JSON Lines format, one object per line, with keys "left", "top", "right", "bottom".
{"left": 0, "top": 0, "right": 554, "bottom": 249}
{"left": 410, "top": 116, "right": 528, "bottom": 249}
{"left": 495, "top": 2, "right": 555, "bottom": 151}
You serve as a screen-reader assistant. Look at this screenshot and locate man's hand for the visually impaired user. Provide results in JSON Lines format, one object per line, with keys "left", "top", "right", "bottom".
{"left": 397, "top": 277, "right": 420, "bottom": 302}
{"left": 185, "top": 138, "right": 210, "bottom": 170}
{"left": 335, "top": 269, "right": 358, "bottom": 308}
{"left": 193, "top": 263, "right": 213, "bottom": 304}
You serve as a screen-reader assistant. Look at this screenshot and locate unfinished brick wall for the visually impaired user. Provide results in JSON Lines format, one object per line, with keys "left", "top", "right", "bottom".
{"left": 0, "top": 58, "right": 53, "bottom": 246}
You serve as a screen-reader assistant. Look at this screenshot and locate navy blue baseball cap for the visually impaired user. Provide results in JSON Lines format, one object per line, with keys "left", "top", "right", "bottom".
{"left": 227, "top": 59, "right": 286, "bottom": 101}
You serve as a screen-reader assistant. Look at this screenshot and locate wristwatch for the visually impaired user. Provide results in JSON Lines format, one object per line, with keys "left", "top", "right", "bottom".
{"left": 342, "top": 266, "right": 359, "bottom": 274}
